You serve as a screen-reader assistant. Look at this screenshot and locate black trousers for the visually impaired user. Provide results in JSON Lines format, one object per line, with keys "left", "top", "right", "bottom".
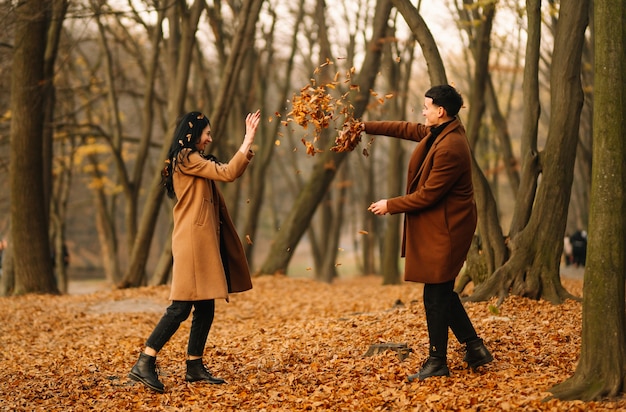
{"left": 145, "top": 299, "right": 215, "bottom": 357}
{"left": 423, "top": 280, "right": 478, "bottom": 358}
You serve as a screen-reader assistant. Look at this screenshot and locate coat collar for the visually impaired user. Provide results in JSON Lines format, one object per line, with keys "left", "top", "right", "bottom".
{"left": 409, "top": 118, "right": 463, "bottom": 188}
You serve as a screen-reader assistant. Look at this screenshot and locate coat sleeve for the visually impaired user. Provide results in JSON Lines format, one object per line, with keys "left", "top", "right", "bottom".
{"left": 178, "top": 150, "right": 253, "bottom": 182}
{"left": 363, "top": 121, "right": 429, "bottom": 143}
{"left": 387, "top": 140, "right": 466, "bottom": 214}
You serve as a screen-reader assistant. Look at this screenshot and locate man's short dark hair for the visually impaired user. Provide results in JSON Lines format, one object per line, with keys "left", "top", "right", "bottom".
{"left": 425, "top": 85, "right": 463, "bottom": 117}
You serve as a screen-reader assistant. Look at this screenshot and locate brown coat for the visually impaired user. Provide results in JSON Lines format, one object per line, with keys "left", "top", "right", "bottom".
{"left": 169, "top": 149, "right": 254, "bottom": 301}
{"left": 363, "top": 119, "right": 477, "bottom": 284}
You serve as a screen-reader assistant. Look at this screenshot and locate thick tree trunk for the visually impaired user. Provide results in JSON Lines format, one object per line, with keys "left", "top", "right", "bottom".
{"left": 549, "top": 0, "right": 626, "bottom": 400}
{"left": 10, "top": 0, "right": 57, "bottom": 294}
{"left": 470, "top": 0, "right": 590, "bottom": 304}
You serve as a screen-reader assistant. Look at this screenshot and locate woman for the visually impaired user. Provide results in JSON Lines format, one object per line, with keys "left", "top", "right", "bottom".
{"left": 129, "top": 110, "right": 261, "bottom": 393}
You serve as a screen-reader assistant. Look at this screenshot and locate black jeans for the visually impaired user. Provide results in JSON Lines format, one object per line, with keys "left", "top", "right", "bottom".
{"left": 423, "top": 280, "right": 478, "bottom": 358}
{"left": 145, "top": 300, "right": 215, "bottom": 357}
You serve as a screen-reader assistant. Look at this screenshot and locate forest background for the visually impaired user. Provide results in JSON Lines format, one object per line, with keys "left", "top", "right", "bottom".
{"left": 0, "top": 0, "right": 592, "bottom": 289}
{"left": 0, "top": 0, "right": 625, "bottom": 406}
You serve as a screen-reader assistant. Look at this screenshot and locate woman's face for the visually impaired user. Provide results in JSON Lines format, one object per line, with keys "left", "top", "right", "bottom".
{"left": 195, "top": 124, "right": 212, "bottom": 152}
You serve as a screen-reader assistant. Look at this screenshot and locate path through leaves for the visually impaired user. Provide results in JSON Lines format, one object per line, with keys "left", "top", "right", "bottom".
{"left": 1, "top": 275, "right": 623, "bottom": 411}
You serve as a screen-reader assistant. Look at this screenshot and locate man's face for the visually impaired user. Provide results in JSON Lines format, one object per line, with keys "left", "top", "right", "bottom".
{"left": 422, "top": 97, "right": 444, "bottom": 127}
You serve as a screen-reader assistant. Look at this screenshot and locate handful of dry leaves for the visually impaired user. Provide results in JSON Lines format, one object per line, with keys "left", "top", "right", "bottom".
{"left": 332, "top": 119, "right": 364, "bottom": 153}
{"left": 284, "top": 63, "right": 365, "bottom": 156}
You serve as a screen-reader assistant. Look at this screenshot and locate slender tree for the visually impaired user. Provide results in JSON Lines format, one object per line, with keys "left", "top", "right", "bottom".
{"left": 242, "top": 2, "right": 305, "bottom": 269}
{"left": 119, "top": 0, "right": 205, "bottom": 287}
{"left": 258, "top": 0, "right": 393, "bottom": 275}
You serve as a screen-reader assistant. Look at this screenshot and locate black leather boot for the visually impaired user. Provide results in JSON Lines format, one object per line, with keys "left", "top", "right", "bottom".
{"left": 128, "top": 353, "right": 164, "bottom": 393}
{"left": 407, "top": 356, "right": 450, "bottom": 382}
{"left": 185, "top": 359, "right": 226, "bottom": 384}
{"left": 464, "top": 338, "right": 493, "bottom": 369}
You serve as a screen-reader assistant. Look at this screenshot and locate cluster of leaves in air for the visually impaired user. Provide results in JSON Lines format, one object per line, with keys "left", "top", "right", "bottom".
{"left": 284, "top": 60, "right": 393, "bottom": 157}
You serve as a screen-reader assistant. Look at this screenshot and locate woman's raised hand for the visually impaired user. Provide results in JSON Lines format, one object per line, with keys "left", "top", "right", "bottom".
{"left": 240, "top": 110, "right": 261, "bottom": 154}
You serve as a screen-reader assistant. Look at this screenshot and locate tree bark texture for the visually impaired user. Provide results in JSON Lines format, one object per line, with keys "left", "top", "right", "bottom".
{"left": 509, "top": 0, "right": 542, "bottom": 238}
{"left": 10, "top": 0, "right": 57, "bottom": 294}
{"left": 549, "top": 0, "right": 626, "bottom": 400}
{"left": 470, "top": 0, "right": 590, "bottom": 304}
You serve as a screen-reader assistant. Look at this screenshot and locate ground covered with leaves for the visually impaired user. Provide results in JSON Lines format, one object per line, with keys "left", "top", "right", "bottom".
{"left": 1, "top": 274, "right": 624, "bottom": 411}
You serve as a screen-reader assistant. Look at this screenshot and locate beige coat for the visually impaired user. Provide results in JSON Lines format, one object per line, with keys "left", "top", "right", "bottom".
{"left": 363, "top": 119, "right": 477, "bottom": 284}
{"left": 169, "top": 149, "right": 254, "bottom": 301}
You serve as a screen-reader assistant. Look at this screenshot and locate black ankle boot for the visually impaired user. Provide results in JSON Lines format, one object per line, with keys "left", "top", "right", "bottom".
{"left": 128, "top": 353, "right": 164, "bottom": 393}
{"left": 185, "top": 359, "right": 226, "bottom": 384}
{"left": 464, "top": 338, "right": 493, "bottom": 369}
{"left": 407, "top": 356, "right": 449, "bottom": 382}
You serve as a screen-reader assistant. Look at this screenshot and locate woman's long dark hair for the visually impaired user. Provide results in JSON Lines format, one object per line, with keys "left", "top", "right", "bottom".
{"left": 161, "top": 111, "right": 211, "bottom": 199}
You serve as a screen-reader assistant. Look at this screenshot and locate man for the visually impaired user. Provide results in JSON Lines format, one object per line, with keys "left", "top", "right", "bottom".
{"left": 363, "top": 85, "right": 493, "bottom": 381}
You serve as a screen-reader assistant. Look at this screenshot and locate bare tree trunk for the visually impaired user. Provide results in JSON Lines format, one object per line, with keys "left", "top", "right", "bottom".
{"left": 42, "top": 0, "right": 68, "bottom": 220}
{"left": 0, "top": 228, "right": 14, "bottom": 295}
{"left": 379, "top": 22, "right": 413, "bottom": 285}
{"left": 50, "top": 137, "right": 75, "bottom": 293}
{"left": 10, "top": 0, "right": 57, "bottom": 294}
{"left": 380, "top": 138, "right": 403, "bottom": 285}
{"left": 484, "top": 76, "right": 520, "bottom": 197}
{"left": 45, "top": 0, "right": 69, "bottom": 292}
{"left": 360, "top": 154, "right": 377, "bottom": 276}
{"left": 210, "top": 0, "right": 264, "bottom": 146}
{"left": 317, "top": 167, "right": 348, "bottom": 283}
{"left": 567, "top": 37, "right": 593, "bottom": 233}
{"left": 120, "top": 0, "right": 207, "bottom": 288}
{"left": 150, "top": 220, "right": 173, "bottom": 286}
{"left": 391, "top": 0, "right": 447, "bottom": 85}
{"left": 242, "top": 2, "right": 304, "bottom": 268}
{"left": 470, "top": 0, "right": 590, "bottom": 304}
{"left": 550, "top": 0, "right": 626, "bottom": 399}
{"left": 258, "top": 0, "right": 393, "bottom": 275}
{"left": 508, "top": 0, "right": 542, "bottom": 238}
{"left": 310, "top": 0, "right": 345, "bottom": 282}
{"left": 93, "top": 177, "right": 121, "bottom": 284}
{"left": 93, "top": 4, "right": 134, "bottom": 249}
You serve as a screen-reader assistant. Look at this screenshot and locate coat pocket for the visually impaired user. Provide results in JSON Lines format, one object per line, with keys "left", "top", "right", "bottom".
{"left": 195, "top": 198, "right": 210, "bottom": 226}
